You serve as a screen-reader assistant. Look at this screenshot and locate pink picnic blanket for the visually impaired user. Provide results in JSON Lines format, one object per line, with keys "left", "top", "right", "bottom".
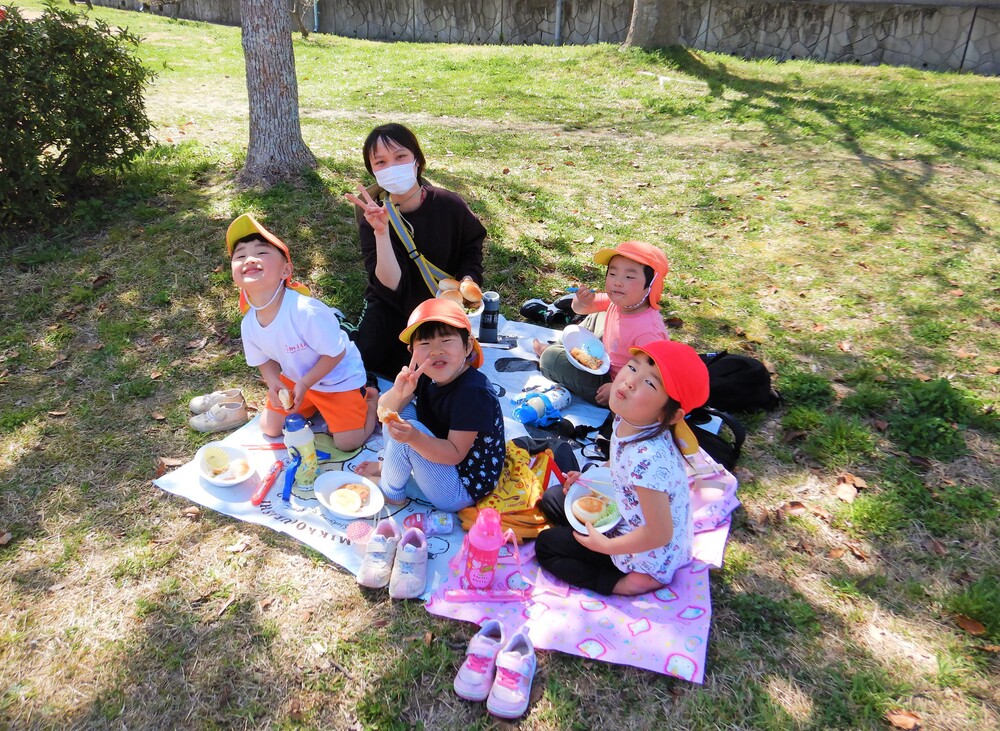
{"left": 426, "top": 452, "right": 739, "bottom": 683}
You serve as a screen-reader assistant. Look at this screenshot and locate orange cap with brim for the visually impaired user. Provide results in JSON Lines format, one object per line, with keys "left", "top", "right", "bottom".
{"left": 629, "top": 340, "right": 709, "bottom": 456}
{"left": 399, "top": 298, "right": 484, "bottom": 369}
{"left": 226, "top": 213, "right": 310, "bottom": 314}
{"left": 592, "top": 240, "right": 669, "bottom": 311}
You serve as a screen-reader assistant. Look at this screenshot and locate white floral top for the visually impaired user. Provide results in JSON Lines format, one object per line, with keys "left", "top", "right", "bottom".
{"left": 608, "top": 417, "right": 692, "bottom": 584}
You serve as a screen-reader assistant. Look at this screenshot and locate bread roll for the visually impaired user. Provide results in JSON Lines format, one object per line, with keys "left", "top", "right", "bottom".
{"left": 278, "top": 388, "right": 293, "bottom": 410}
{"left": 377, "top": 405, "right": 403, "bottom": 425}
{"left": 438, "top": 277, "right": 461, "bottom": 291}
{"left": 570, "top": 347, "right": 603, "bottom": 370}
{"left": 439, "top": 289, "right": 465, "bottom": 304}
{"left": 343, "top": 482, "right": 370, "bottom": 504}
{"left": 330, "top": 488, "right": 362, "bottom": 513}
{"left": 571, "top": 494, "right": 609, "bottom": 524}
{"left": 459, "top": 280, "right": 483, "bottom": 302}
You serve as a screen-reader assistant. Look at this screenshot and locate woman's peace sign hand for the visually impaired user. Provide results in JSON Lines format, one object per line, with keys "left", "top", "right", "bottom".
{"left": 345, "top": 185, "right": 388, "bottom": 235}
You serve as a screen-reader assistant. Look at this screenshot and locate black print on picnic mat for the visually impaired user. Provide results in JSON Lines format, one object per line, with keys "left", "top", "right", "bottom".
{"left": 494, "top": 357, "right": 540, "bottom": 373}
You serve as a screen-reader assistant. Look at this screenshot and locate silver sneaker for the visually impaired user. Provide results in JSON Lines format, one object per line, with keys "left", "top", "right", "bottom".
{"left": 188, "top": 401, "right": 248, "bottom": 433}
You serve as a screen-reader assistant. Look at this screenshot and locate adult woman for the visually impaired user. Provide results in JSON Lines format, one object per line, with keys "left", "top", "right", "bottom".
{"left": 346, "top": 124, "right": 487, "bottom": 377}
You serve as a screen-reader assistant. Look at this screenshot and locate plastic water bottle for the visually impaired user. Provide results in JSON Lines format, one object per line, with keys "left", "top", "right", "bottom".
{"left": 479, "top": 291, "right": 500, "bottom": 343}
{"left": 282, "top": 413, "right": 319, "bottom": 488}
{"left": 511, "top": 385, "right": 572, "bottom": 427}
{"left": 462, "top": 508, "right": 504, "bottom": 589}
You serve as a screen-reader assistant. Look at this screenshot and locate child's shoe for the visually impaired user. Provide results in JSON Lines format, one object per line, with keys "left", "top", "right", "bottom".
{"left": 486, "top": 632, "right": 537, "bottom": 719}
{"left": 388, "top": 527, "right": 428, "bottom": 599}
{"left": 188, "top": 401, "right": 249, "bottom": 433}
{"left": 357, "top": 519, "right": 401, "bottom": 589}
{"left": 454, "top": 619, "right": 505, "bottom": 702}
{"left": 189, "top": 388, "right": 244, "bottom": 415}
{"left": 519, "top": 299, "right": 549, "bottom": 324}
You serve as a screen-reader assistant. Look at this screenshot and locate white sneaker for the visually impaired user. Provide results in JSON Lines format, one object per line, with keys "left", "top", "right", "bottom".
{"left": 357, "top": 520, "right": 401, "bottom": 589}
{"left": 388, "top": 527, "right": 428, "bottom": 599}
{"left": 486, "top": 632, "right": 537, "bottom": 719}
{"left": 454, "top": 619, "right": 505, "bottom": 702}
{"left": 189, "top": 388, "right": 244, "bottom": 415}
{"left": 188, "top": 401, "right": 248, "bottom": 433}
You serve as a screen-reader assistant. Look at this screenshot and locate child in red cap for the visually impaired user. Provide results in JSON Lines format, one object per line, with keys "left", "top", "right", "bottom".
{"left": 227, "top": 213, "right": 377, "bottom": 449}
{"left": 532, "top": 240, "right": 670, "bottom": 406}
{"left": 354, "top": 298, "right": 505, "bottom": 511}
{"left": 535, "top": 340, "right": 708, "bottom": 596}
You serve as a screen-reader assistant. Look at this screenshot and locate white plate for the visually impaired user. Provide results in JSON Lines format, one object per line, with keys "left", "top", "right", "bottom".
{"left": 562, "top": 325, "right": 610, "bottom": 375}
{"left": 435, "top": 288, "right": 485, "bottom": 317}
{"left": 565, "top": 475, "right": 621, "bottom": 535}
{"left": 196, "top": 442, "right": 254, "bottom": 487}
{"left": 314, "top": 471, "right": 384, "bottom": 519}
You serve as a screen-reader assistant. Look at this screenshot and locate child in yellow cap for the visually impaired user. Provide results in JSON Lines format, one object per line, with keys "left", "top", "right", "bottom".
{"left": 227, "top": 214, "right": 377, "bottom": 449}
{"left": 354, "top": 298, "right": 505, "bottom": 511}
{"left": 532, "top": 240, "right": 670, "bottom": 406}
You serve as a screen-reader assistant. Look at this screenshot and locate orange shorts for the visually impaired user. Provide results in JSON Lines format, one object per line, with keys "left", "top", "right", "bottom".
{"left": 268, "top": 374, "right": 368, "bottom": 432}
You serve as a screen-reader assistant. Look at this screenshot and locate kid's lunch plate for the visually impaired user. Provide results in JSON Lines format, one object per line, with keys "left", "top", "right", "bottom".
{"left": 314, "top": 471, "right": 384, "bottom": 519}
{"left": 566, "top": 472, "right": 621, "bottom": 535}
{"left": 562, "top": 325, "right": 610, "bottom": 375}
{"left": 196, "top": 442, "right": 254, "bottom": 487}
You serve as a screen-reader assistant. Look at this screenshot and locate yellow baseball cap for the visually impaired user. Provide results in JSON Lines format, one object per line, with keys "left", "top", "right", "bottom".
{"left": 226, "top": 214, "right": 309, "bottom": 314}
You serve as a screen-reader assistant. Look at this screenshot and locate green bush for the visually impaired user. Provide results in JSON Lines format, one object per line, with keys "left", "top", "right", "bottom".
{"left": 0, "top": 3, "right": 154, "bottom": 225}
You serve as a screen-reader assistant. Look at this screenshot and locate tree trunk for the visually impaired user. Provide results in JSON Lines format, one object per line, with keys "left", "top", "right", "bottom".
{"left": 237, "top": 0, "right": 316, "bottom": 187}
{"left": 624, "top": 0, "right": 680, "bottom": 49}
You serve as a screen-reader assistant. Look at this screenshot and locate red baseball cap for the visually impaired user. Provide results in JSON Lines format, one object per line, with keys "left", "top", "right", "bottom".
{"left": 629, "top": 341, "right": 708, "bottom": 414}
{"left": 592, "top": 240, "right": 669, "bottom": 310}
{"left": 399, "top": 298, "right": 484, "bottom": 368}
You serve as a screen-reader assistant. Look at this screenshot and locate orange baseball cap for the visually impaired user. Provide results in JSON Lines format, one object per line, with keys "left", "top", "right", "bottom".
{"left": 226, "top": 213, "right": 310, "bottom": 314}
{"left": 592, "top": 240, "right": 670, "bottom": 310}
{"left": 399, "top": 298, "right": 484, "bottom": 368}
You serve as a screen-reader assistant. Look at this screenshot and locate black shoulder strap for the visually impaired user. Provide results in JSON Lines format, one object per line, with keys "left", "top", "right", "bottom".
{"left": 701, "top": 406, "right": 746, "bottom": 464}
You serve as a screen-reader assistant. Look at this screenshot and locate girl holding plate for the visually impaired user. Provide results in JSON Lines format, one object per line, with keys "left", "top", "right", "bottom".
{"left": 535, "top": 341, "right": 708, "bottom": 596}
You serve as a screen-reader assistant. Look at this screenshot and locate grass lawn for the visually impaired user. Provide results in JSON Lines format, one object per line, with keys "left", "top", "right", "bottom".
{"left": 2, "top": 2, "right": 998, "bottom": 729}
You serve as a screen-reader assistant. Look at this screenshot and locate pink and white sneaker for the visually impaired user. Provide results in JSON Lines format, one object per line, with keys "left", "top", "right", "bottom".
{"left": 486, "top": 632, "right": 537, "bottom": 719}
{"left": 453, "top": 619, "right": 505, "bottom": 702}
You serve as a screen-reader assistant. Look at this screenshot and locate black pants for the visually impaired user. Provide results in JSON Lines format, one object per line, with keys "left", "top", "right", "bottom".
{"left": 535, "top": 484, "right": 625, "bottom": 595}
{"left": 352, "top": 298, "right": 411, "bottom": 380}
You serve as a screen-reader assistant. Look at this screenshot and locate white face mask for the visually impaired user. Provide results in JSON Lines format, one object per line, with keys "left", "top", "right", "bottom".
{"left": 374, "top": 161, "right": 418, "bottom": 195}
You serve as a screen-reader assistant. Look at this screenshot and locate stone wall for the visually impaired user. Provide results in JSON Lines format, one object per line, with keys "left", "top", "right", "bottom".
{"left": 97, "top": 0, "right": 1000, "bottom": 74}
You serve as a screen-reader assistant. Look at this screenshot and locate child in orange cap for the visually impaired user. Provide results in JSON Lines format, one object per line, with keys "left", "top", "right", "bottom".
{"left": 535, "top": 340, "right": 708, "bottom": 596}
{"left": 354, "top": 298, "right": 505, "bottom": 511}
{"left": 532, "top": 240, "right": 670, "bottom": 406}
{"left": 227, "top": 213, "right": 377, "bottom": 449}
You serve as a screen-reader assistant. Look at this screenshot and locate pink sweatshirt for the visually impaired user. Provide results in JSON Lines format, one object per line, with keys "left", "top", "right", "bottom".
{"left": 591, "top": 294, "right": 669, "bottom": 377}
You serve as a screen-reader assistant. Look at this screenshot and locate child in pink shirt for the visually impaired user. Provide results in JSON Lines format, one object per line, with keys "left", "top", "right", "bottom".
{"left": 532, "top": 240, "right": 669, "bottom": 405}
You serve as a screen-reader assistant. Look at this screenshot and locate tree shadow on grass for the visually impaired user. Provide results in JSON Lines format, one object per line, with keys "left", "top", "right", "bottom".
{"left": 638, "top": 47, "right": 997, "bottom": 237}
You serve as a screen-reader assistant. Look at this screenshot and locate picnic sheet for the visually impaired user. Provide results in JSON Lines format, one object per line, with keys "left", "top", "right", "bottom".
{"left": 152, "top": 316, "right": 739, "bottom": 681}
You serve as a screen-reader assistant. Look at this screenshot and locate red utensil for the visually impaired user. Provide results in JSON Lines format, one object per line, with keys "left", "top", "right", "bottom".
{"left": 250, "top": 460, "right": 283, "bottom": 505}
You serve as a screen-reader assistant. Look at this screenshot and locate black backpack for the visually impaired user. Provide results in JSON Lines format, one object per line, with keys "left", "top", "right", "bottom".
{"left": 700, "top": 352, "right": 781, "bottom": 413}
{"left": 586, "top": 407, "right": 745, "bottom": 471}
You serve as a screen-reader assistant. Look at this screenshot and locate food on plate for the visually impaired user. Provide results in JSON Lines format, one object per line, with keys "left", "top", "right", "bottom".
{"left": 342, "top": 482, "right": 371, "bottom": 505}
{"left": 377, "top": 405, "right": 403, "bottom": 425}
{"left": 459, "top": 279, "right": 483, "bottom": 302}
{"left": 278, "top": 388, "right": 293, "bottom": 410}
{"left": 570, "top": 347, "right": 604, "bottom": 371}
{"left": 218, "top": 458, "right": 251, "bottom": 481}
{"left": 330, "top": 487, "right": 363, "bottom": 513}
{"left": 570, "top": 491, "right": 618, "bottom": 526}
{"left": 437, "top": 277, "right": 461, "bottom": 291}
{"left": 202, "top": 446, "right": 231, "bottom": 475}
{"left": 439, "top": 289, "right": 465, "bottom": 305}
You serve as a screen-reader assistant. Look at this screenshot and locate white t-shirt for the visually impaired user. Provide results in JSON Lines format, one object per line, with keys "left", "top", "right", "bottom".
{"left": 608, "top": 418, "right": 692, "bottom": 585}
{"left": 241, "top": 289, "right": 366, "bottom": 392}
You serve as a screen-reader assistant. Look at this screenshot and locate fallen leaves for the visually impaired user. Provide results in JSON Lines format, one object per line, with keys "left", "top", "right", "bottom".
{"left": 835, "top": 472, "right": 870, "bottom": 503}
{"left": 922, "top": 538, "right": 947, "bottom": 556}
{"left": 955, "top": 615, "right": 986, "bottom": 636}
{"left": 885, "top": 709, "right": 921, "bottom": 730}
{"left": 182, "top": 506, "right": 201, "bottom": 520}
{"left": 0, "top": 531, "right": 12, "bottom": 546}
{"left": 155, "top": 456, "right": 185, "bottom": 478}
{"left": 225, "top": 538, "right": 251, "bottom": 553}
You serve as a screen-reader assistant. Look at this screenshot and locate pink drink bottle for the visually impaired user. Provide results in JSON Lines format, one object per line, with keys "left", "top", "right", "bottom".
{"left": 462, "top": 508, "right": 504, "bottom": 589}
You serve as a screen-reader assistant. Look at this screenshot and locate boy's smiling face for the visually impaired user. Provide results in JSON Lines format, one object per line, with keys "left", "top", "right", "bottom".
{"left": 231, "top": 237, "right": 291, "bottom": 296}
